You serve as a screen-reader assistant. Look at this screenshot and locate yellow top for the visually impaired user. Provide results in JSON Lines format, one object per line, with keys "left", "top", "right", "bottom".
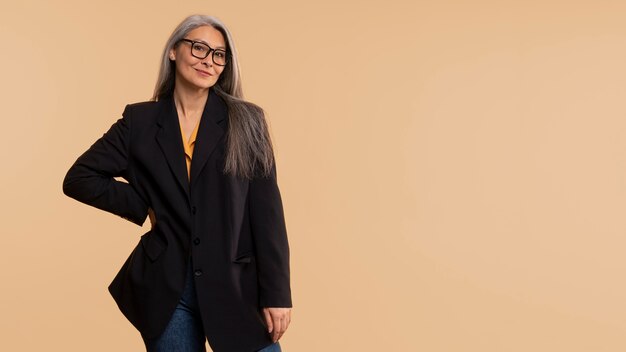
{"left": 180, "top": 120, "right": 200, "bottom": 180}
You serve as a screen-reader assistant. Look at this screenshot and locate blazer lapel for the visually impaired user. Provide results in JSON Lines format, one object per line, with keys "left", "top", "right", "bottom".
{"left": 155, "top": 95, "right": 191, "bottom": 199}
{"left": 189, "top": 88, "right": 227, "bottom": 188}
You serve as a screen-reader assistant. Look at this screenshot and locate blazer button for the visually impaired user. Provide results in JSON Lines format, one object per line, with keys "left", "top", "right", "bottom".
{"left": 194, "top": 269, "right": 203, "bottom": 277}
{"left": 193, "top": 237, "right": 200, "bottom": 245}
{"left": 191, "top": 206, "right": 197, "bottom": 215}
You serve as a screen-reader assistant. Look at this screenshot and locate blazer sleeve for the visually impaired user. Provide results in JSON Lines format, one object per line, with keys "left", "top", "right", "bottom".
{"left": 62, "top": 104, "right": 149, "bottom": 226}
{"left": 248, "top": 160, "right": 293, "bottom": 308}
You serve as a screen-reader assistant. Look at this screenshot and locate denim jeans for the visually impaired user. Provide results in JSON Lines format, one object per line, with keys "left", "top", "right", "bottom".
{"left": 141, "top": 257, "right": 282, "bottom": 352}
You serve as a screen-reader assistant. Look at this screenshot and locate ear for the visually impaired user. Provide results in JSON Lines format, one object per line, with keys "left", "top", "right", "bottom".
{"left": 169, "top": 47, "right": 176, "bottom": 61}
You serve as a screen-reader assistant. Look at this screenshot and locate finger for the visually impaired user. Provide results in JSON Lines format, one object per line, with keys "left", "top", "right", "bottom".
{"left": 276, "top": 323, "right": 284, "bottom": 341}
{"left": 278, "top": 314, "right": 288, "bottom": 341}
{"left": 280, "top": 311, "right": 291, "bottom": 340}
{"left": 272, "top": 314, "right": 283, "bottom": 342}
{"left": 263, "top": 309, "right": 273, "bottom": 333}
{"left": 280, "top": 314, "right": 288, "bottom": 337}
{"left": 271, "top": 317, "right": 278, "bottom": 341}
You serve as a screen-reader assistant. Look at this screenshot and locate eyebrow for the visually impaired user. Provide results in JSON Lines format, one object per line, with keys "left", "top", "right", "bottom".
{"left": 191, "top": 39, "right": 226, "bottom": 50}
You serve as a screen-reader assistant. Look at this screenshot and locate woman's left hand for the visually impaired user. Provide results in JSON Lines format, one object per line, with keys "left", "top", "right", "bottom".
{"left": 262, "top": 307, "right": 292, "bottom": 342}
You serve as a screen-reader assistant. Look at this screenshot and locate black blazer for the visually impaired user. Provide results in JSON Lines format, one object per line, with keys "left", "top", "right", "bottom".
{"left": 62, "top": 88, "right": 292, "bottom": 352}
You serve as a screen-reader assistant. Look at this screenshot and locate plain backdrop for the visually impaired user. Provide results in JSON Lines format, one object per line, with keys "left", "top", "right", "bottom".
{"left": 1, "top": 0, "right": 626, "bottom": 351}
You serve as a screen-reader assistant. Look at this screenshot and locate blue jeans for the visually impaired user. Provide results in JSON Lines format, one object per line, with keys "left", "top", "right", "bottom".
{"left": 142, "top": 258, "right": 281, "bottom": 352}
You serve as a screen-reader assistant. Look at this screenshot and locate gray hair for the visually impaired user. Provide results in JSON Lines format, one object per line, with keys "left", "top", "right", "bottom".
{"left": 153, "top": 14, "right": 274, "bottom": 180}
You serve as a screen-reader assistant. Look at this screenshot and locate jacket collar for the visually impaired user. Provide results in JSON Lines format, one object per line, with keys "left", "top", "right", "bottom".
{"left": 155, "top": 88, "right": 228, "bottom": 200}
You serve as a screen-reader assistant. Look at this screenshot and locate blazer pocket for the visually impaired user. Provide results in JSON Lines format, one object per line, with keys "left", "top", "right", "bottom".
{"left": 233, "top": 251, "right": 254, "bottom": 264}
{"left": 140, "top": 230, "right": 166, "bottom": 262}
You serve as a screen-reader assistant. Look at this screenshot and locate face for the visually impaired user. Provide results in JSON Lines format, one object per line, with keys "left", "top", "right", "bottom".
{"left": 169, "top": 25, "right": 227, "bottom": 91}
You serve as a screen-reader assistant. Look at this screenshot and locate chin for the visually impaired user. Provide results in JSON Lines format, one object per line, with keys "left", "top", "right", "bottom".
{"left": 190, "top": 80, "right": 216, "bottom": 90}
{"left": 196, "top": 82, "right": 213, "bottom": 89}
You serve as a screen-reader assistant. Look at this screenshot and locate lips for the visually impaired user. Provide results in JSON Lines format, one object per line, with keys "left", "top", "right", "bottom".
{"left": 195, "top": 69, "right": 213, "bottom": 77}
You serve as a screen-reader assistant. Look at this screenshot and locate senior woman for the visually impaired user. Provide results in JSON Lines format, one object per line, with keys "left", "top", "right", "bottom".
{"left": 62, "top": 14, "right": 292, "bottom": 352}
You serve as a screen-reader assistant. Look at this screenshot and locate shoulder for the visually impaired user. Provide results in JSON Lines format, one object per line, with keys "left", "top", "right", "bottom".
{"left": 120, "top": 99, "right": 166, "bottom": 128}
{"left": 124, "top": 100, "right": 160, "bottom": 115}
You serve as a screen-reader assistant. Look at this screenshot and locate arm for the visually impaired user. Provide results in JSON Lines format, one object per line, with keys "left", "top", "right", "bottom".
{"left": 62, "top": 104, "right": 149, "bottom": 226}
{"left": 248, "top": 160, "right": 293, "bottom": 308}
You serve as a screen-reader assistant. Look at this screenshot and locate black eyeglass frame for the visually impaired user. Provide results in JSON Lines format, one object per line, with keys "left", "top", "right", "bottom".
{"left": 178, "top": 39, "right": 230, "bottom": 66}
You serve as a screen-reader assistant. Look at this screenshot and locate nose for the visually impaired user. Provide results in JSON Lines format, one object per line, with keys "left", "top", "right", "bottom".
{"left": 201, "top": 51, "right": 213, "bottom": 67}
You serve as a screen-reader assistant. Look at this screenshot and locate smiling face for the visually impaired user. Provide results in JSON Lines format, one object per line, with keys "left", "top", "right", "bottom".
{"left": 169, "top": 25, "right": 227, "bottom": 92}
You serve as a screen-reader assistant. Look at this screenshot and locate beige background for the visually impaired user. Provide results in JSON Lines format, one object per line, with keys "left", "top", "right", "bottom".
{"left": 1, "top": 0, "right": 625, "bottom": 351}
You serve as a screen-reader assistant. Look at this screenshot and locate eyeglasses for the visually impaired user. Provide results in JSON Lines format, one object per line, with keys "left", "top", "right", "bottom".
{"left": 178, "top": 39, "right": 229, "bottom": 66}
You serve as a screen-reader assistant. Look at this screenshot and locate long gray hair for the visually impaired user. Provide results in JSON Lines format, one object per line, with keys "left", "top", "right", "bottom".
{"left": 152, "top": 14, "right": 274, "bottom": 180}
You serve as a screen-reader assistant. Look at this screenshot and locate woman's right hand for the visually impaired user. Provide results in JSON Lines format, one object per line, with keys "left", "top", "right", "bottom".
{"left": 148, "top": 207, "right": 156, "bottom": 229}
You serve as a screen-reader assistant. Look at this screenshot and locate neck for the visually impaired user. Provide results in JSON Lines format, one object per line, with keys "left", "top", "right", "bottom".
{"left": 173, "top": 78, "right": 210, "bottom": 121}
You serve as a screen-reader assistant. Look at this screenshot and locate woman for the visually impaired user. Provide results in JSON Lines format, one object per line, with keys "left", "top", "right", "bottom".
{"left": 62, "top": 14, "right": 292, "bottom": 352}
